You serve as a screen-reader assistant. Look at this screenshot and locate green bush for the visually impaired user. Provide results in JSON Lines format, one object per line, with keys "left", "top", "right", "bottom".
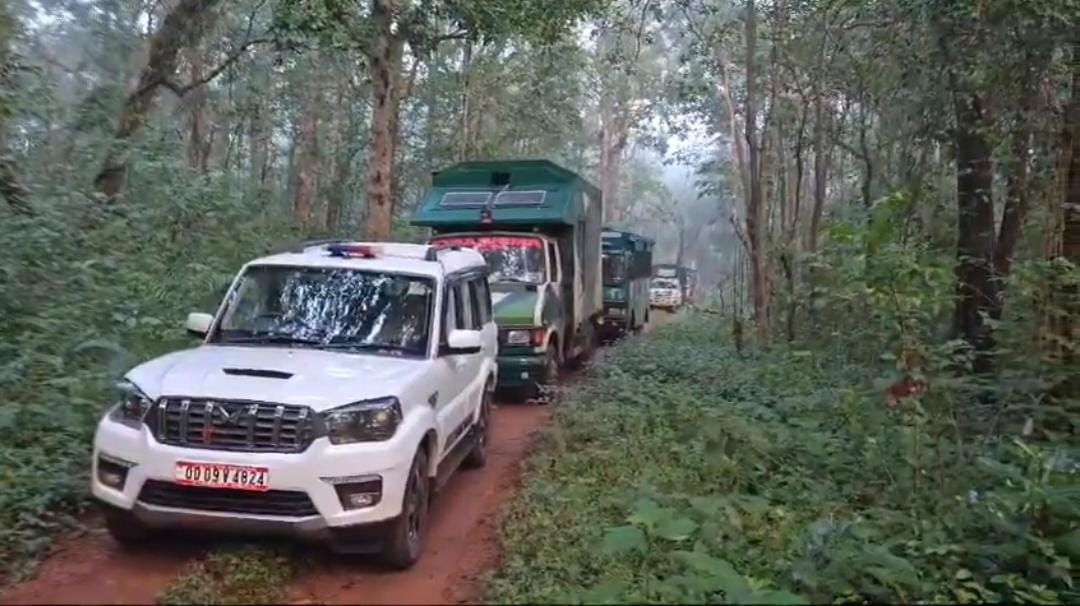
{"left": 0, "top": 161, "right": 303, "bottom": 582}
{"left": 486, "top": 314, "right": 1079, "bottom": 604}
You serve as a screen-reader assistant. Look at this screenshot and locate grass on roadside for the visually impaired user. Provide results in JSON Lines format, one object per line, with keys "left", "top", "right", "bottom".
{"left": 484, "top": 312, "right": 1078, "bottom": 604}
{"left": 157, "top": 544, "right": 298, "bottom": 605}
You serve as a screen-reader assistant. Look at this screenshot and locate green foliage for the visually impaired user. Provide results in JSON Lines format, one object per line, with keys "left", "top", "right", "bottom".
{"left": 158, "top": 545, "right": 296, "bottom": 605}
{"left": 0, "top": 157, "right": 301, "bottom": 582}
{"left": 485, "top": 314, "right": 1079, "bottom": 604}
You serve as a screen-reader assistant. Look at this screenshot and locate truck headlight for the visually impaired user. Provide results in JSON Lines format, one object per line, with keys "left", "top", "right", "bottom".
{"left": 108, "top": 380, "right": 154, "bottom": 429}
{"left": 322, "top": 397, "right": 402, "bottom": 444}
{"left": 504, "top": 328, "right": 544, "bottom": 347}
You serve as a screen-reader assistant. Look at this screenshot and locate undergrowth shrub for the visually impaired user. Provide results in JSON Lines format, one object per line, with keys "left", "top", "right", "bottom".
{"left": 0, "top": 162, "right": 303, "bottom": 582}
{"left": 487, "top": 314, "right": 1079, "bottom": 604}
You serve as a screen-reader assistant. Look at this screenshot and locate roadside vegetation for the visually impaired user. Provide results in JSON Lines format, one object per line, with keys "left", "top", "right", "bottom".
{"left": 489, "top": 238, "right": 1078, "bottom": 603}
{"left": 0, "top": 192, "right": 302, "bottom": 581}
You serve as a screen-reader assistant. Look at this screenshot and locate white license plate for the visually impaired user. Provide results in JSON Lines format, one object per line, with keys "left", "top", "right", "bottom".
{"left": 174, "top": 461, "right": 270, "bottom": 492}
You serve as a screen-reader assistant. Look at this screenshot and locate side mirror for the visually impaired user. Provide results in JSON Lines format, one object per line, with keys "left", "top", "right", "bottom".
{"left": 185, "top": 312, "right": 214, "bottom": 338}
{"left": 443, "top": 329, "right": 482, "bottom": 355}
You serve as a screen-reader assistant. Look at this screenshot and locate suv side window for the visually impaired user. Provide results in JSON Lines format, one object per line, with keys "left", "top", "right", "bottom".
{"left": 441, "top": 284, "right": 458, "bottom": 344}
{"left": 467, "top": 278, "right": 488, "bottom": 326}
{"left": 455, "top": 281, "right": 475, "bottom": 330}
{"left": 476, "top": 278, "right": 492, "bottom": 324}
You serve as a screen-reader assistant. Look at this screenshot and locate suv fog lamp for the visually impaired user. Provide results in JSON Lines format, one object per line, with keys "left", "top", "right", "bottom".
{"left": 323, "top": 475, "right": 383, "bottom": 510}
{"left": 97, "top": 453, "right": 135, "bottom": 490}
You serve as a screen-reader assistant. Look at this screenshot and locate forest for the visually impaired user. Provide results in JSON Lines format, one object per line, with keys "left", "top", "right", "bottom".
{"left": 1, "top": 0, "right": 1078, "bottom": 603}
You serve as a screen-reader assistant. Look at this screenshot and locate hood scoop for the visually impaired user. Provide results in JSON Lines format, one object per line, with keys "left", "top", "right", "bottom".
{"left": 222, "top": 368, "right": 294, "bottom": 380}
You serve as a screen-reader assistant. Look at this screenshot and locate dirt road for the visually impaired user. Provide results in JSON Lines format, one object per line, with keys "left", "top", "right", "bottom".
{"left": 0, "top": 402, "right": 550, "bottom": 606}
{"left": 0, "top": 313, "right": 675, "bottom": 605}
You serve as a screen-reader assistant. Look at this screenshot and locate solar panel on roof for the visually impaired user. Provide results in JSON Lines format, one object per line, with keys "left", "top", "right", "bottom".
{"left": 493, "top": 190, "right": 545, "bottom": 206}
{"left": 439, "top": 191, "right": 491, "bottom": 208}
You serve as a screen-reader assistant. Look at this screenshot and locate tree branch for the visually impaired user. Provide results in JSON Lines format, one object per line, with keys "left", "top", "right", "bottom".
{"left": 173, "top": 36, "right": 272, "bottom": 96}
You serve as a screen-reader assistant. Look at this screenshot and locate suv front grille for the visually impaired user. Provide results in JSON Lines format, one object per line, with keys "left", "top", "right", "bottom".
{"left": 138, "top": 480, "right": 318, "bottom": 517}
{"left": 151, "top": 398, "right": 316, "bottom": 453}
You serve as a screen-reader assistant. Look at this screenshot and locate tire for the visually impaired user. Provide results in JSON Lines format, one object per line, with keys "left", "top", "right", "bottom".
{"left": 462, "top": 383, "right": 493, "bottom": 469}
{"left": 381, "top": 448, "right": 430, "bottom": 569}
{"left": 104, "top": 508, "right": 152, "bottom": 546}
{"left": 534, "top": 345, "right": 559, "bottom": 405}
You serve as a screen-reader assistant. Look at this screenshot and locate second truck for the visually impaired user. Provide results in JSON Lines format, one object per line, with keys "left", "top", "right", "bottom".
{"left": 412, "top": 160, "right": 602, "bottom": 401}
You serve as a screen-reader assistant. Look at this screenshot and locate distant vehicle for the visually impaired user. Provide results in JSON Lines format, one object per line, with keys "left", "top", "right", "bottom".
{"left": 650, "top": 276, "right": 683, "bottom": 310}
{"left": 413, "top": 160, "right": 603, "bottom": 401}
{"left": 599, "top": 229, "right": 653, "bottom": 340}
{"left": 652, "top": 263, "right": 697, "bottom": 306}
{"left": 92, "top": 241, "right": 497, "bottom": 569}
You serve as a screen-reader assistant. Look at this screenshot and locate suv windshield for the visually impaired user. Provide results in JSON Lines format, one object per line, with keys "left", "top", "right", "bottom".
{"left": 602, "top": 254, "right": 627, "bottom": 285}
{"left": 432, "top": 235, "right": 546, "bottom": 284}
{"left": 211, "top": 265, "right": 434, "bottom": 356}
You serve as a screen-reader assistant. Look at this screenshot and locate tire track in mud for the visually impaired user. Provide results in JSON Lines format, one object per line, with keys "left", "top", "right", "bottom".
{"left": 0, "top": 312, "right": 675, "bottom": 606}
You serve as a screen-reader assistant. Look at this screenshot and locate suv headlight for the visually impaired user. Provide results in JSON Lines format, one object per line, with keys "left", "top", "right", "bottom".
{"left": 322, "top": 397, "right": 402, "bottom": 444}
{"left": 108, "top": 380, "right": 154, "bottom": 428}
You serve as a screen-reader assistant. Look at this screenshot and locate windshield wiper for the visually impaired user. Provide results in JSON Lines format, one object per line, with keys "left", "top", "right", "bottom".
{"left": 218, "top": 334, "right": 324, "bottom": 347}
{"left": 321, "top": 342, "right": 415, "bottom": 355}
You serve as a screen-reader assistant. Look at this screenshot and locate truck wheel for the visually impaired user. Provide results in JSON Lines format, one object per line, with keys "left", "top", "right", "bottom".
{"left": 534, "top": 346, "right": 559, "bottom": 405}
{"left": 381, "top": 448, "right": 430, "bottom": 569}
{"left": 104, "top": 507, "right": 152, "bottom": 546}
{"left": 463, "top": 383, "right": 492, "bottom": 469}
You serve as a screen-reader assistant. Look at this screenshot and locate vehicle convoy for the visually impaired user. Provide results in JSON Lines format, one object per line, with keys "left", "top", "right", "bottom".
{"left": 91, "top": 241, "right": 497, "bottom": 569}
{"left": 412, "top": 159, "right": 603, "bottom": 400}
{"left": 599, "top": 229, "right": 653, "bottom": 340}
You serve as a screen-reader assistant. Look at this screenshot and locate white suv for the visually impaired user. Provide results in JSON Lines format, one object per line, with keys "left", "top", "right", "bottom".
{"left": 91, "top": 241, "right": 497, "bottom": 568}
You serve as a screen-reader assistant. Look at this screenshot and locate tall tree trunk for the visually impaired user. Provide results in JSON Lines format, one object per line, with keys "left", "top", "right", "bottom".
{"left": 808, "top": 95, "right": 828, "bottom": 253}
{"left": 292, "top": 61, "right": 320, "bottom": 229}
{"left": 599, "top": 101, "right": 626, "bottom": 225}
{"left": 362, "top": 0, "right": 405, "bottom": 240}
{"left": 1053, "top": 40, "right": 1080, "bottom": 382}
{"left": 744, "top": 0, "right": 769, "bottom": 343}
{"left": 951, "top": 92, "right": 997, "bottom": 374}
{"left": 247, "top": 58, "right": 272, "bottom": 196}
{"left": 184, "top": 46, "right": 211, "bottom": 172}
{"left": 458, "top": 41, "right": 474, "bottom": 161}
{"left": 94, "top": 0, "right": 221, "bottom": 199}
{"left": 325, "top": 77, "right": 356, "bottom": 232}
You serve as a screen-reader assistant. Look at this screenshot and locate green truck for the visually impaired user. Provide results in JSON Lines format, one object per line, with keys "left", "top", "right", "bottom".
{"left": 412, "top": 160, "right": 603, "bottom": 399}
{"left": 599, "top": 229, "right": 653, "bottom": 341}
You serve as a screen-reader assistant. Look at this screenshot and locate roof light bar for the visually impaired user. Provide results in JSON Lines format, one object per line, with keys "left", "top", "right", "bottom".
{"left": 326, "top": 244, "right": 378, "bottom": 258}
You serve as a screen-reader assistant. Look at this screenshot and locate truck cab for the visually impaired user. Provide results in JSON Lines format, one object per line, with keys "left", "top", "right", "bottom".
{"left": 412, "top": 160, "right": 603, "bottom": 402}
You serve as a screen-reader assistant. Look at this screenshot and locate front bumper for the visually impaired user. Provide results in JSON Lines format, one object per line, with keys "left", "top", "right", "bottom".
{"left": 91, "top": 415, "right": 419, "bottom": 538}
{"left": 495, "top": 353, "right": 546, "bottom": 389}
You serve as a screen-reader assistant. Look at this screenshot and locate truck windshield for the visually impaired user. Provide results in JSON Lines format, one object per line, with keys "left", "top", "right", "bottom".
{"left": 210, "top": 265, "right": 434, "bottom": 356}
{"left": 431, "top": 235, "right": 546, "bottom": 284}
{"left": 602, "top": 255, "right": 627, "bottom": 285}
{"left": 652, "top": 278, "right": 679, "bottom": 290}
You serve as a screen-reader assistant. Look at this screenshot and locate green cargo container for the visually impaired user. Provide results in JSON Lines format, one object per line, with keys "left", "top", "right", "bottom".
{"left": 413, "top": 160, "right": 603, "bottom": 398}
{"left": 599, "top": 229, "right": 653, "bottom": 340}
